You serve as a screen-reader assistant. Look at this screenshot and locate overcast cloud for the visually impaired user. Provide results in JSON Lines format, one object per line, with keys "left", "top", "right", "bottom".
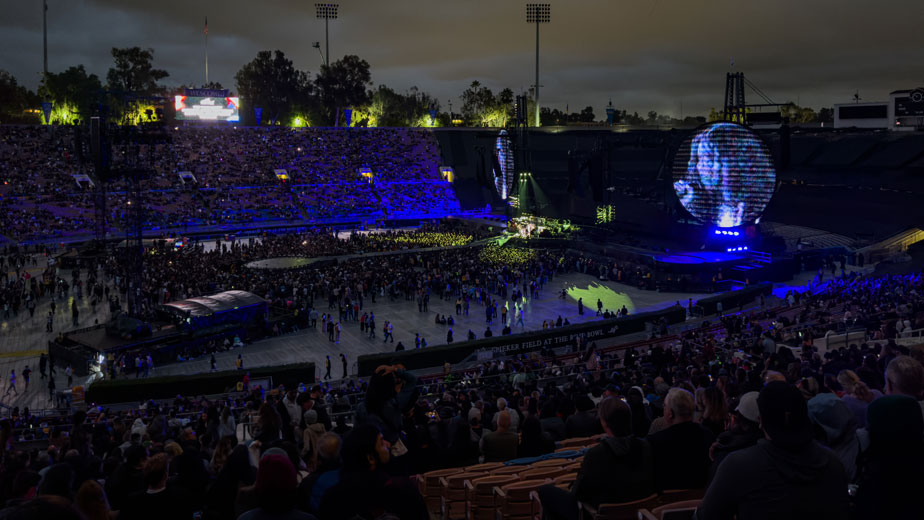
{"left": 1, "top": 0, "right": 922, "bottom": 117}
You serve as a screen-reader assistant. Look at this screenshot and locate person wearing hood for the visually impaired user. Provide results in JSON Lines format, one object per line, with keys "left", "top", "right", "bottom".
{"left": 130, "top": 417, "right": 146, "bottom": 439}
{"left": 709, "top": 392, "right": 763, "bottom": 480}
{"left": 807, "top": 393, "right": 860, "bottom": 481}
{"left": 301, "top": 409, "right": 327, "bottom": 470}
{"left": 536, "top": 396, "right": 655, "bottom": 520}
{"left": 694, "top": 382, "right": 848, "bottom": 520}
{"left": 854, "top": 394, "right": 924, "bottom": 519}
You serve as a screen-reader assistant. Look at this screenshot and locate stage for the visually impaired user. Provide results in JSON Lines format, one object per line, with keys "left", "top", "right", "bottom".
{"left": 653, "top": 251, "right": 749, "bottom": 265}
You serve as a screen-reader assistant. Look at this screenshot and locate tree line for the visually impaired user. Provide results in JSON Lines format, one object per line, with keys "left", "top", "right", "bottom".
{"left": 0, "top": 46, "right": 833, "bottom": 127}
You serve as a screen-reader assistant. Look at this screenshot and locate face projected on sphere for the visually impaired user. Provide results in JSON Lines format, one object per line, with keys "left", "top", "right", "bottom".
{"left": 695, "top": 139, "right": 723, "bottom": 188}
{"left": 672, "top": 122, "right": 775, "bottom": 228}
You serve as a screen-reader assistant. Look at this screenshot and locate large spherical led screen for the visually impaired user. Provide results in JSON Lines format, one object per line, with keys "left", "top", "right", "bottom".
{"left": 672, "top": 122, "right": 775, "bottom": 227}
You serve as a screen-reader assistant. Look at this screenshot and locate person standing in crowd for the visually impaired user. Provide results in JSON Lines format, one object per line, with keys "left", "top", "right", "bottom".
{"left": 4, "top": 370, "right": 16, "bottom": 397}
{"left": 47, "top": 376, "right": 55, "bottom": 403}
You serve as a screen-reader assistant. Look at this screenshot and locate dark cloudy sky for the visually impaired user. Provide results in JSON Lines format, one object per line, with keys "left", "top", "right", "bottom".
{"left": 1, "top": 0, "right": 922, "bottom": 117}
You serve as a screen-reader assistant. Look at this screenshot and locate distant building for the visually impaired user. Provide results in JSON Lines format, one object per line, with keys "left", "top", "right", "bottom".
{"left": 834, "top": 88, "right": 924, "bottom": 131}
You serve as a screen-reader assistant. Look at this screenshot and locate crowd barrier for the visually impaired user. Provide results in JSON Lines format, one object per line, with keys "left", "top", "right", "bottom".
{"left": 356, "top": 305, "right": 686, "bottom": 376}
{"left": 85, "top": 362, "right": 316, "bottom": 404}
{"left": 693, "top": 283, "right": 773, "bottom": 315}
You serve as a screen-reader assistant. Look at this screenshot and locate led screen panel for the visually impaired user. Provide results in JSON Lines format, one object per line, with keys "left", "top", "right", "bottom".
{"left": 174, "top": 96, "right": 240, "bottom": 122}
{"left": 672, "top": 122, "right": 775, "bottom": 227}
{"left": 494, "top": 130, "right": 514, "bottom": 199}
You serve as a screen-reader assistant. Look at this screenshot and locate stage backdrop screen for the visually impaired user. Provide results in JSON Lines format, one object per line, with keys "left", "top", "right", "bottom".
{"left": 672, "top": 122, "right": 775, "bottom": 228}
{"left": 174, "top": 96, "right": 240, "bottom": 122}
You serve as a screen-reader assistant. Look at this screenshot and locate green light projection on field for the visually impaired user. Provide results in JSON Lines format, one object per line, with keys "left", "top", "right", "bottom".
{"left": 565, "top": 282, "right": 635, "bottom": 314}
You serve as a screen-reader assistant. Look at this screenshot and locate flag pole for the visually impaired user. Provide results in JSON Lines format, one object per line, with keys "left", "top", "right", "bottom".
{"left": 204, "top": 17, "right": 209, "bottom": 86}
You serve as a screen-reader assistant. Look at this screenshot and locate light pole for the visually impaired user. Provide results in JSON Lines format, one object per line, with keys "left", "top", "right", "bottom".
{"left": 43, "top": 0, "right": 48, "bottom": 79}
{"left": 315, "top": 3, "right": 339, "bottom": 67}
{"left": 526, "top": 4, "right": 550, "bottom": 127}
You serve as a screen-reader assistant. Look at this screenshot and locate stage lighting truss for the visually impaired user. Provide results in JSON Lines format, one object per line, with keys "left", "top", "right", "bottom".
{"left": 526, "top": 3, "right": 551, "bottom": 23}
{"left": 315, "top": 3, "right": 339, "bottom": 19}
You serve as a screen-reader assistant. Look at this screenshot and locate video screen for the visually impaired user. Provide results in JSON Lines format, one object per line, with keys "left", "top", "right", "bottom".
{"left": 494, "top": 130, "right": 513, "bottom": 200}
{"left": 174, "top": 96, "right": 240, "bottom": 122}
{"left": 672, "top": 122, "right": 775, "bottom": 228}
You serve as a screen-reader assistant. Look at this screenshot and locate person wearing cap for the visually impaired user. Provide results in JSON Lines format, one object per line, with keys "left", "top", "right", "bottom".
{"left": 854, "top": 394, "right": 924, "bottom": 519}
{"left": 647, "top": 388, "right": 716, "bottom": 492}
{"left": 695, "top": 382, "right": 848, "bottom": 520}
{"left": 708, "top": 391, "right": 762, "bottom": 480}
{"left": 239, "top": 453, "right": 314, "bottom": 520}
{"left": 807, "top": 392, "right": 860, "bottom": 481}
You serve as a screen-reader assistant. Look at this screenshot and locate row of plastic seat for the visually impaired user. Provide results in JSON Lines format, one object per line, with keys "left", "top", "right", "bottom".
{"left": 417, "top": 451, "right": 703, "bottom": 520}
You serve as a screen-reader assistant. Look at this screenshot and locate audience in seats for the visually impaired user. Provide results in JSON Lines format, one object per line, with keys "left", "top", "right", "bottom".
{"left": 1, "top": 269, "right": 924, "bottom": 519}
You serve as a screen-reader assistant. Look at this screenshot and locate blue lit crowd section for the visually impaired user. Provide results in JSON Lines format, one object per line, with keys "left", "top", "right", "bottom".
{"left": 0, "top": 126, "right": 465, "bottom": 241}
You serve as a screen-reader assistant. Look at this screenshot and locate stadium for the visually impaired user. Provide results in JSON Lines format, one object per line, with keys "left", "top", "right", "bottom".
{"left": 0, "top": 1, "right": 923, "bottom": 519}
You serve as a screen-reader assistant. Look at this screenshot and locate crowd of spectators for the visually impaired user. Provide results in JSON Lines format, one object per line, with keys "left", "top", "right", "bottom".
{"left": 0, "top": 126, "right": 460, "bottom": 241}
{"left": 0, "top": 268, "right": 922, "bottom": 519}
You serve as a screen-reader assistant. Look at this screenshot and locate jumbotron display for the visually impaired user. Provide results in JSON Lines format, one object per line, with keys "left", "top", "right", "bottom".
{"left": 672, "top": 122, "right": 775, "bottom": 228}
{"left": 174, "top": 96, "right": 240, "bottom": 122}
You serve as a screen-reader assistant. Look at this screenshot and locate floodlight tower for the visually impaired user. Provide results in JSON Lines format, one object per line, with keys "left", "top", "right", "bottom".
{"left": 315, "top": 3, "right": 339, "bottom": 67}
{"left": 526, "top": 3, "right": 550, "bottom": 127}
{"left": 43, "top": 0, "right": 48, "bottom": 79}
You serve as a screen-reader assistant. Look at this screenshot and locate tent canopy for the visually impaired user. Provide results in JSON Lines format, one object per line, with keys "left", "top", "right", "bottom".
{"left": 161, "top": 290, "right": 266, "bottom": 318}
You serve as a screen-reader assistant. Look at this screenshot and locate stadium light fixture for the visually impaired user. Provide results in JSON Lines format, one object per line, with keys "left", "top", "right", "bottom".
{"left": 525, "top": 4, "right": 550, "bottom": 127}
{"left": 315, "top": 3, "right": 339, "bottom": 67}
